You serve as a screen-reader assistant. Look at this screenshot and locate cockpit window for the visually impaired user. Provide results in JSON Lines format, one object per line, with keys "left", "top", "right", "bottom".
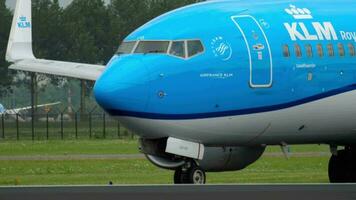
{"left": 115, "top": 39, "right": 204, "bottom": 59}
{"left": 116, "top": 41, "right": 136, "bottom": 55}
{"left": 135, "top": 41, "right": 170, "bottom": 54}
{"left": 188, "top": 40, "right": 204, "bottom": 57}
{"left": 169, "top": 41, "right": 186, "bottom": 58}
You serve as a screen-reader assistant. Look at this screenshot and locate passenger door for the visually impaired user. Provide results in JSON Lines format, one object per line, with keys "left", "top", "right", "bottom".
{"left": 231, "top": 15, "right": 273, "bottom": 88}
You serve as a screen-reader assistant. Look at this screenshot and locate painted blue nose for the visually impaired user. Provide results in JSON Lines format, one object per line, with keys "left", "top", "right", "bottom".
{"left": 94, "top": 56, "right": 149, "bottom": 115}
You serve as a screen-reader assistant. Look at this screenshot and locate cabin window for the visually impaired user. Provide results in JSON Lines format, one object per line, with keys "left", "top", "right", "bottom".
{"left": 294, "top": 44, "right": 302, "bottom": 58}
{"left": 169, "top": 41, "right": 186, "bottom": 58}
{"left": 305, "top": 44, "right": 313, "bottom": 58}
{"left": 187, "top": 40, "right": 204, "bottom": 58}
{"left": 116, "top": 41, "right": 136, "bottom": 55}
{"left": 327, "top": 44, "right": 334, "bottom": 57}
{"left": 338, "top": 43, "right": 345, "bottom": 57}
{"left": 317, "top": 44, "right": 324, "bottom": 57}
{"left": 348, "top": 43, "right": 355, "bottom": 56}
{"left": 135, "top": 41, "right": 170, "bottom": 54}
{"left": 282, "top": 45, "right": 290, "bottom": 57}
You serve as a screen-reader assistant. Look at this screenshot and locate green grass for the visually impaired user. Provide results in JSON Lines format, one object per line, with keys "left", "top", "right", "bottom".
{"left": 0, "top": 157, "right": 329, "bottom": 185}
{"left": 0, "top": 140, "right": 331, "bottom": 185}
{"left": 0, "top": 140, "right": 329, "bottom": 156}
{"left": 0, "top": 140, "right": 139, "bottom": 156}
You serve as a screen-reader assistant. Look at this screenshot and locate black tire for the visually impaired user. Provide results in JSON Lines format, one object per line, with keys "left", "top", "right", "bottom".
{"left": 174, "top": 169, "right": 182, "bottom": 184}
{"left": 329, "top": 153, "right": 342, "bottom": 183}
{"left": 174, "top": 168, "right": 190, "bottom": 184}
{"left": 174, "top": 165, "right": 206, "bottom": 184}
{"left": 187, "top": 166, "right": 206, "bottom": 184}
{"left": 329, "top": 150, "right": 353, "bottom": 183}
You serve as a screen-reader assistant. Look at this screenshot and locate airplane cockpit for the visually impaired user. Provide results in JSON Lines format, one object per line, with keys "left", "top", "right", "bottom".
{"left": 116, "top": 40, "right": 205, "bottom": 59}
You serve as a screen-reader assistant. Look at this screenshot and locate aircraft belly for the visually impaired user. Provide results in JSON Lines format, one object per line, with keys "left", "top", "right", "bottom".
{"left": 117, "top": 116, "right": 270, "bottom": 145}
{"left": 254, "top": 89, "right": 356, "bottom": 145}
{"left": 117, "top": 90, "right": 356, "bottom": 146}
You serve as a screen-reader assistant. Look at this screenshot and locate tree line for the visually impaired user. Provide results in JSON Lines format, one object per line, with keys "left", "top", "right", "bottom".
{"left": 0, "top": 0, "right": 203, "bottom": 108}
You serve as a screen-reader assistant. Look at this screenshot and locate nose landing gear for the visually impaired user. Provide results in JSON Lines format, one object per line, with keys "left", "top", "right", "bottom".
{"left": 174, "top": 162, "right": 206, "bottom": 184}
{"left": 329, "top": 146, "right": 356, "bottom": 183}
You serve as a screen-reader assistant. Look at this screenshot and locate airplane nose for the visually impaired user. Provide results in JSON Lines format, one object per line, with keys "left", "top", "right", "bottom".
{"left": 94, "top": 57, "right": 149, "bottom": 114}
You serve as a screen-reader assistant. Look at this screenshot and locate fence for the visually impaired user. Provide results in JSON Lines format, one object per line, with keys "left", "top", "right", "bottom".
{"left": 0, "top": 111, "right": 135, "bottom": 141}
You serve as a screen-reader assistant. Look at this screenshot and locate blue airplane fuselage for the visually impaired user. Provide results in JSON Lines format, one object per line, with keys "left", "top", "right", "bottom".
{"left": 94, "top": 0, "right": 356, "bottom": 146}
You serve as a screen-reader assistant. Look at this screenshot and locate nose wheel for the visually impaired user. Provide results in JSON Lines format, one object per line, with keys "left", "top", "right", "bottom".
{"left": 174, "top": 165, "right": 206, "bottom": 184}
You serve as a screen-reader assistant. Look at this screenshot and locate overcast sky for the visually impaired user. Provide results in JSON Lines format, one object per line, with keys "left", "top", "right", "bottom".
{"left": 6, "top": 0, "right": 110, "bottom": 9}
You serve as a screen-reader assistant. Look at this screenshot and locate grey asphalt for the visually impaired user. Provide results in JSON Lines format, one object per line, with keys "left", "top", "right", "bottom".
{"left": 0, "top": 152, "right": 330, "bottom": 161}
{"left": 1, "top": 184, "right": 356, "bottom": 200}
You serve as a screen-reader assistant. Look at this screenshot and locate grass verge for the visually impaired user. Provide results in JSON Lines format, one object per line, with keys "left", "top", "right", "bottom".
{"left": 0, "top": 156, "right": 329, "bottom": 185}
{"left": 0, "top": 140, "right": 139, "bottom": 156}
{"left": 0, "top": 140, "right": 331, "bottom": 185}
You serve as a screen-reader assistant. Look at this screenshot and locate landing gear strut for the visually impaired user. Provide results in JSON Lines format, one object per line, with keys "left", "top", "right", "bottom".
{"left": 174, "top": 163, "right": 206, "bottom": 184}
{"left": 329, "top": 147, "right": 356, "bottom": 183}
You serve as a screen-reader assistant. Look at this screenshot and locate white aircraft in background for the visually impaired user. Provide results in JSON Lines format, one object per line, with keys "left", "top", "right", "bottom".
{"left": 0, "top": 102, "right": 61, "bottom": 121}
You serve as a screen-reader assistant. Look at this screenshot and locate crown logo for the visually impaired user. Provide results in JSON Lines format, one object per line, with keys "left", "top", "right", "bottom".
{"left": 285, "top": 5, "right": 312, "bottom": 19}
{"left": 19, "top": 16, "right": 27, "bottom": 22}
